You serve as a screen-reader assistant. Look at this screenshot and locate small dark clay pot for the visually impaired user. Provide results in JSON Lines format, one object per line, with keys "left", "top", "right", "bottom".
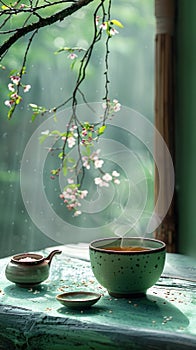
{"left": 5, "top": 249, "right": 62, "bottom": 287}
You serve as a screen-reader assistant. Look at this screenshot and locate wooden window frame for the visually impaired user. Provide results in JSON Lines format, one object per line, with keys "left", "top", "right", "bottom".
{"left": 154, "top": 0, "right": 176, "bottom": 252}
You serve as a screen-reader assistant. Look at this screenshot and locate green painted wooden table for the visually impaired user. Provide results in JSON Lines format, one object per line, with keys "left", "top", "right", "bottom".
{"left": 0, "top": 244, "right": 195, "bottom": 350}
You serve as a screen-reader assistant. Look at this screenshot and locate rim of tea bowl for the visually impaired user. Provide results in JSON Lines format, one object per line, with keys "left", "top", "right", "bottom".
{"left": 89, "top": 237, "right": 166, "bottom": 297}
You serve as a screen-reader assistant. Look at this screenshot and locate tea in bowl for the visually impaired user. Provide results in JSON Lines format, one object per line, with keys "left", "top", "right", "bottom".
{"left": 89, "top": 237, "right": 166, "bottom": 297}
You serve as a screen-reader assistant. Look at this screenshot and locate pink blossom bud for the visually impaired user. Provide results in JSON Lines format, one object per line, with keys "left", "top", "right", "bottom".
{"left": 10, "top": 75, "right": 20, "bottom": 85}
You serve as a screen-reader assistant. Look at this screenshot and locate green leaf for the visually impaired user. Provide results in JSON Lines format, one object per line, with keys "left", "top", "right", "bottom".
{"left": 53, "top": 113, "right": 57, "bottom": 122}
{"left": 105, "top": 22, "right": 110, "bottom": 36}
{"left": 70, "top": 60, "right": 77, "bottom": 70}
{"left": 51, "top": 169, "right": 59, "bottom": 175}
{"left": 29, "top": 104, "right": 39, "bottom": 121}
{"left": 51, "top": 130, "right": 62, "bottom": 136}
{"left": 68, "top": 157, "right": 76, "bottom": 164}
{"left": 15, "top": 95, "right": 22, "bottom": 105}
{"left": 110, "top": 19, "right": 124, "bottom": 28}
{"left": 63, "top": 159, "right": 67, "bottom": 176}
{"left": 39, "top": 134, "right": 49, "bottom": 144}
{"left": 82, "top": 145, "right": 91, "bottom": 157}
{"left": 21, "top": 66, "right": 26, "bottom": 75}
{"left": 55, "top": 46, "right": 86, "bottom": 54}
{"left": 2, "top": 5, "right": 9, "bottom": 10}
{"left": 58, "top": 152, "right": 63, "bottom": 159}
{"left": 54, "top": 47, "right": 72, "bottom": 54}
{"left": 29, "top": 103, "right": 47, "bottom": 118}
{"left": 97, "top": 125, "right": 106, "bottom": 135}
{"left": 31, "top": 112, "right": 39, "bottom": 122}
{"left": 7, "top": 106, "right": 15, "bottom": 119}
{"left": 9, "top": 69, "right": 18, "bottom": 76}
{"left": 72, "top": 47, "right": 87, "bottom": 52}
{"left": 86, "top": 145, "right": 91, "bottom": 156}
{"left": 67, "top": 183, "right": 80, "bottom": 190}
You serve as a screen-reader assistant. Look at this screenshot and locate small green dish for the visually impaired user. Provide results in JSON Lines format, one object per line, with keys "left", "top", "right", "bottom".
{"left": 56, "top": 291, "right": 101, "bottom": 309}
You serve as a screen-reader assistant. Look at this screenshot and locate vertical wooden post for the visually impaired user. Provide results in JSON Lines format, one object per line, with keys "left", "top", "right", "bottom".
{"left": 154, "top": 0, "right": 176, "bottom": 252}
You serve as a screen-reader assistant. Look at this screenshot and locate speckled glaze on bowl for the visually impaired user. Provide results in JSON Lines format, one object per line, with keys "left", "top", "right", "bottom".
{"left": 89, "top": 237, "right": 166, "bottom": 297}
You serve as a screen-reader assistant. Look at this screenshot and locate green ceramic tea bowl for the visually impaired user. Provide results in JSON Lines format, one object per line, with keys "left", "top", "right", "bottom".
{"left": 89, "top": 237, "right": 166, "bottom": 297}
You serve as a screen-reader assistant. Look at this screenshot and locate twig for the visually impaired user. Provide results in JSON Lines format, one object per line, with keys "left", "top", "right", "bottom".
{"left": 0, "top": 0, "right": 94, "bottom": 58}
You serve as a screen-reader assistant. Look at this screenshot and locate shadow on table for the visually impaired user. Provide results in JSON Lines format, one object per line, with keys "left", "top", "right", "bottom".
{"left": 3, "top": 284, "right": 190, "bottom": 332}
{"left": 57, "top": 305, "right": 106, "bottom": 315}
{"left": 4, "top": 283, "right": 56, "bottom": 299}
{"left": 55, "top": 293, "right": 189, "bottom": 332}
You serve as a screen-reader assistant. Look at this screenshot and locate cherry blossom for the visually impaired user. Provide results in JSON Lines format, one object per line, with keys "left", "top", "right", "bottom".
{"left": 112, "top": 170, "right": 120, "bottom": 177}
{"left": 10, "top": 75, "right": 20, "bottom": 85}
{"left": 67, "top": 136, "right": 76, "bottom": 148}
{"left": 102, "top": 99, "right": 121, "bottom": 114}
{"left": 82, "top": 149, "right": 104, "bottom": 170}
{"left": 68, "top": 178, "right": 74, "bottom": 184}
{"left": 91, "top": 149, "right": 100, "bottom": 160}
{"left": 38, "top": 100, "right": 121, "bottom": 217}
{"left": 99, "top": 19, "right": 123, "bottom": 37}
{"left": 94, "top": 169, "right": 121, "bottom": 189}
{"left": 60, "top": 185, "right": 88, "bottom": 215}
{"left": 82, "top": 129, "right": 87, "bottom": 136}
{"left": 5, "top": 72, "right": 31, "bottom": 112}
{"left": 94, "top": 159, "right": 104, "bottom": 169}
{"left": 70, "top": 125, "right": 77, "bottom": 131}
{"left": 110, "top": 28, "right": 119, "bottom": 36}
{"left": 24, "top": 84, "right": 31, "bottom": 92}
{"left": 5, "top": 92, "right": 21, "bottom": 108}
{"left": 8, "top": 83, "right": 15, "bottom": 92}
{"left": 114, "top": 178, "right": 120, "bottom": 185}
{"left": 100, "top": 22, "right": 107, "bottom": 30}
{"left": 74, "top": 210, "right": 82, "bottom": 217}
{"left": 94, "top": 177, "right": 102, "bottom": 185}
{"left": 11, "top": 92, "right": 19, "bottom": 99}
{"left": 79, "top": 190, "right": 88, "bottom": 199}
{"left": 82, "top": 156, "right": 90, "bottom": 170}
{"left": 102, "top": 173, "right": 112, "bottom": 182}
{"left": 68, "top": 53, "right": 78, "bottom": 60}
{"left": 94, "top": 177, "right": 109, "bottom": 187}
{"left": 95, "top": 16, "right": 100, "bottom": 26}
{"left": 113, "top": 99, "right": 121, "bottom": 111}
{"left": 4, "top": 100, "right": 13, "bottom": 107}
